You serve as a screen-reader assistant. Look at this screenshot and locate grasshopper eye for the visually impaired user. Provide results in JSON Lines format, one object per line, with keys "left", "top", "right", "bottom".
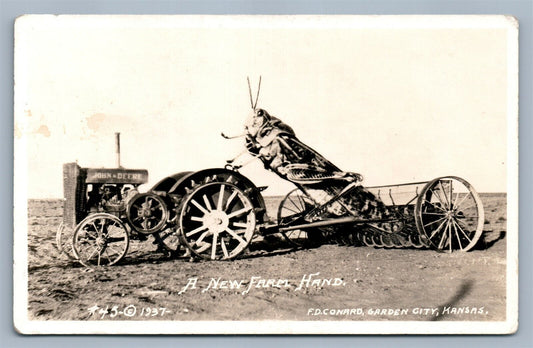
{"left": 256, "top": 110, "right": 264, "bottom": 116}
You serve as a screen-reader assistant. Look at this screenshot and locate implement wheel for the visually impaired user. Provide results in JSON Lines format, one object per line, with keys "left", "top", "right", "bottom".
{"left": 179, "top": 182, "right": 256, "bottom": 260}
{"left": 277, "top": 188, "right": 324, "bottom": 248}
{"left": 126, "top": 193, "right": 169, "bottom": 234}
{"left": 72, "top": 213, "right": 129, "bottom": 267}
{"left": 415, "top": 176, "right": 484, "bottom": 252}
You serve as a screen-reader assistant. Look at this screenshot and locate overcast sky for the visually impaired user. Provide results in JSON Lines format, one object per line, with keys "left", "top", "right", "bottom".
{"left": 14, "top": 15, "right": 516, "bottom": 198}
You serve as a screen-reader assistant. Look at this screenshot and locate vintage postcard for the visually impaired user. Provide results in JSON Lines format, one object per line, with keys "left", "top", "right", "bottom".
{"left": 13, "top": 15, "right": 518, "bottom": 334}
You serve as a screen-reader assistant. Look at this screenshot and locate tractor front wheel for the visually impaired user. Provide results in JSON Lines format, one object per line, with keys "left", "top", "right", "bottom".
{"left": 72, "top": 213, "right": 130, "bottom": 267}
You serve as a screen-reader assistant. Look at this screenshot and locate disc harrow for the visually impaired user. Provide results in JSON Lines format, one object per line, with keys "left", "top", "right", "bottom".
{"left": 347, "top": 224, "right": 428, "bottom": 249}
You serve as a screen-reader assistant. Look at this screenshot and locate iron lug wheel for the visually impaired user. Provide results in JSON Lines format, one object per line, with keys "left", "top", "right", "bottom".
{"left": 179, "top": 182, "right": 256, "bottom": 260}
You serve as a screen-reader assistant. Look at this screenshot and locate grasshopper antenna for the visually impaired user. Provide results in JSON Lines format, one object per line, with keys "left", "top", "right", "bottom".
{"left": 253, "top": 76, "right": 262, "bottom": 109}
{"left": 247, "top": 77, "right": 255, "bottom": 109}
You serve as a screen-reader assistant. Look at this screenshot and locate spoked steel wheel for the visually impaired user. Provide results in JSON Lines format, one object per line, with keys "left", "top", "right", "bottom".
{"left": 72, "top": 213, "right": 129, "bottom": 267}
{"left": 126, "top": 193, "right": 169, "bottom": 234}
{"left": 55, "top": 222, "right": 77, "bottom": 259}
{"left": 277, "top": 188, "right": 324, "bottom": 248}
{"left": 55, "top": 222, "right": 66, "bottom": 252}
{"left": 415, "top": 176, "right": 484, "bottom": 252}
{"left": 179, "top": 182, "right": 256, "bottom": 260}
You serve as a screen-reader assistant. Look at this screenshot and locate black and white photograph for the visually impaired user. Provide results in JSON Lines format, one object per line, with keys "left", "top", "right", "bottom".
{"left": 13, "top": 15, "right": 518, "bottom": 334}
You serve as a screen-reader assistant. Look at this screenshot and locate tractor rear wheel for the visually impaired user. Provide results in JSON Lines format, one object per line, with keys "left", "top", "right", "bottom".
{"left": 179, "top": 181, "right": 256, "bottom": 260}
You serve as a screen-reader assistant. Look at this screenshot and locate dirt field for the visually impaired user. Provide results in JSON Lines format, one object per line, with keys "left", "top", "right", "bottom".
{"left": 25, "top": 194, "right": 507, "bottom": 322}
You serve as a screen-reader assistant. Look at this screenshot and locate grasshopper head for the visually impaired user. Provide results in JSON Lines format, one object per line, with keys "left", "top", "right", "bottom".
{"left": 245, "top": 108, "right": 271, "bottom": 137}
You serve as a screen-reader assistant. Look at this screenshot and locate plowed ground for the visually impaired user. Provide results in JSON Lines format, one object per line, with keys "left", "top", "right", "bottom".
{"left": 25, "top": 194, "right": 507, "bottom": 322}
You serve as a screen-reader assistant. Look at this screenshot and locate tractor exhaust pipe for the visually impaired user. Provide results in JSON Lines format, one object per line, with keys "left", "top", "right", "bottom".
{"left": 115, "top": 132, "right": 121, "bottom": 168}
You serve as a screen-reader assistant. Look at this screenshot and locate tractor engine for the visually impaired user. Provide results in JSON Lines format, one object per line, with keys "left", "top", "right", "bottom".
{"left": 86, "top": 183, "right": 139, "bottom": 216}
